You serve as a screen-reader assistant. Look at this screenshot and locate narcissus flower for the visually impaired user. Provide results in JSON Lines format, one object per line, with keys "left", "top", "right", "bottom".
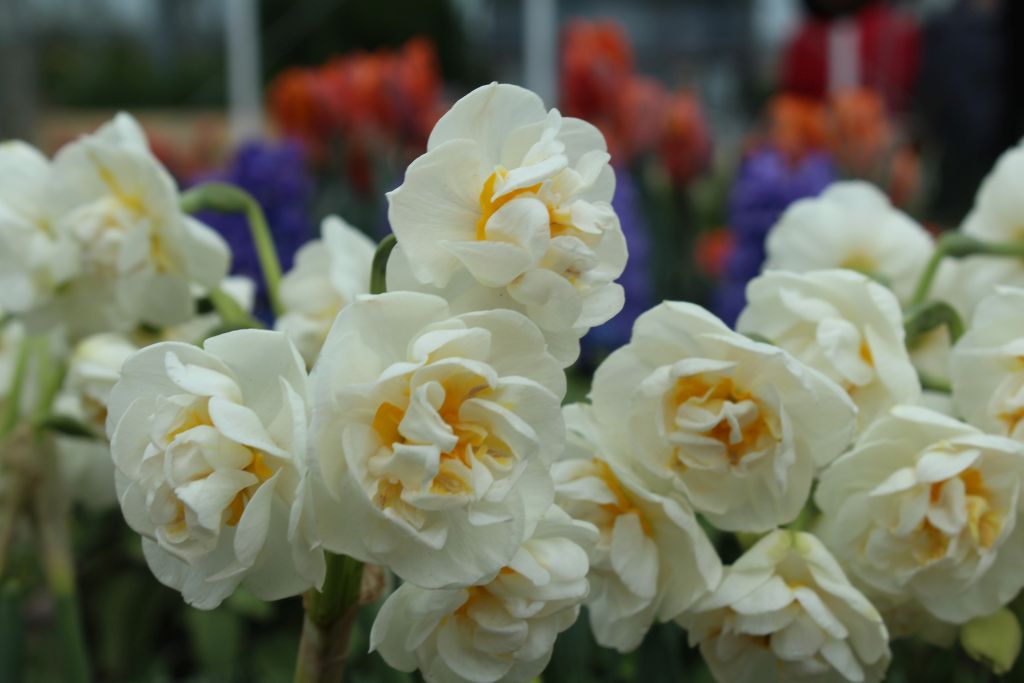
{"left": 553, "top": 403, "right": 721, "bottom": 652}
{"left": 275, "top": 215, "right": 375, "bottom": 366}
{"left": 55, "top": 333, "right": 139, "bottom": 431}
{"left": 309, "top": 292, "right": 565, "bottom": 588}
{"left": 0, "top": 141, "right": 79, "bottom": 315}
{"left": 591, "top": 302, "right": 855, "bottom": 532}
{"left": 941, "top": 142, "right": 1024, "bottom": 318}
{"left": 952, "top": 287, "right": 1024, "bottom": 439}
{"left": 370, "top": 504, "right": 595, "bottom": 683}
{"left": 53, "top": 332, "right": 139, "bottom": 509}
{"left": 49, "top": 113, "right": 229, "bottom": 332}
{"left": 105, "top": 330, "right": 324, "bottom": 609}
{"left": 386, "top": 82, "right": 627, "bottom": 365}
{"left": 816, "top": 405, "right": 1024, "bottom": 624}
{"left": 681, "top": 530, "right": 890, "bottom": 683}
{"left": 764, "top": 182, "right": 933, "bottom": 302}
{"left": 738, "top": 269, "right": 920, "bottom": 433}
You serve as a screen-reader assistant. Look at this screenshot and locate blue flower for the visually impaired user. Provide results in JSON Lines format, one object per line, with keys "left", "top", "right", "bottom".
{"left": 188, "top": 140, "right": 314, "bottom": 322}
{"left": 582, "top": 168, "right": 654, "bottom": 359}
{"left": 713, "top": 148, "right": 836, "bottom": 326}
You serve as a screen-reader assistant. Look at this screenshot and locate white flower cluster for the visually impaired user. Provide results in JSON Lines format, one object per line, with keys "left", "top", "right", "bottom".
{"left": 10, "top": 86, "right": 1024, "bottom": 683}
{"left": 0, "top": 116, "right": 230, "bottom": 338}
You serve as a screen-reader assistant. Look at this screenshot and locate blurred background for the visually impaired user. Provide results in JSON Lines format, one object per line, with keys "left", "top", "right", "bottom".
{"left": 3, "top": 0, "right": 1024, "bottom": 680}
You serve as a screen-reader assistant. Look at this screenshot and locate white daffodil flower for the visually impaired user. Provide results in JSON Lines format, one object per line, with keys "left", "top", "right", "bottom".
{"left": 764, "top": 181, "right": 933, "bottom": 302}
{"left": 939, "top": 142, "right": 1024, "bottom": 317}
{"left": 55, "top": 332, "right": 139, "bottom": 431}
{"left": 52, "top": 332, "right": 139, "bottom": 510}
{"left": 275, "top": 215, "right": 375, "bottom": 366}
{"left": 370, "top": 504, "right": 595, "bottom": 683}
{"left": 952, "top": 287, "right": 1024, "bottom": 438}
{"left": 591, "top": 301, "right": 856, "bottom": 533}
{"left": 105, "top": 329, "right": 324, "bottom": 609}
{"left": 681, "top": 530, "right": 890, "bottom": 683}
{"left": 0, "top": 141, "right": 79, "bottom": 315}
{"left": 385, "top": 82, "right": 627, "bottom": 366}
{"left": 553, "top": 403, "right": 721, "bottom": 652}
{"left": 309, "top": 291, "right": 565, "bottom": 588}
{"left": 738, "top": 269, "right": 920, "bottom": 434}
{"left": 816, "top": 405, "right": 1024, "bottom": 624}
{"left": 48, "top": 113, "right": 229, "bottom": 333}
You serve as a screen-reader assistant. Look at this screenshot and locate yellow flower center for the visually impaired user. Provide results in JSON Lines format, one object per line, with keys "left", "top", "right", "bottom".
{"left": 163, "top": 400, "right": 277, "bottom": 529}
{"left": 476, "top": 169, "right": 576, "bottom": 242}
{"left": 92, "top": 155, "right": 175, "bottom": 273}
{"left": 476, "top": 170, "right": 542, "bottom": 241}
{"left": 370, "top": 375, "right": 497, "bottom": 507}
{"left": 224, "top": 451, "right": 275, "bottom": 526}
{"left": 591, "top": 459, "right": 652, "bottom": 535}
{"left": 670, "top": 375, "right": 779, "bottom": 467}
{"left": 839, "top": 252, "right": 877, "bottom": 274}
{"left": 915, "top": 467, "right": 1002, "bottom": 564}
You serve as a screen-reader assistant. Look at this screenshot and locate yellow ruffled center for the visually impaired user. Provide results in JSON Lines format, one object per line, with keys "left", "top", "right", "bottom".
{"left": 916, "top": 467, "right": 1002, "bottom": 565}
{"left": 591, "top": 459, "right": 651, "bottom": 535}
{"left": 670, "top": 375, "right": 780, "bottom": 467}
{"left": 476, "top": 169, "right": 577, "bottom": 242}
{"left": 163, "top": 400, "right": 277, "bottom": 530}
{"left": 92, "top": 156, "right": 175, "bottom": 273}
{"left": 370, "top": 376, "right": 497, "bottom": 508}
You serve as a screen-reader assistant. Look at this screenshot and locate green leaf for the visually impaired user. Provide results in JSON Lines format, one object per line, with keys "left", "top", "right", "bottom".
{"left": 41, "top": 415, "right": 102, "bottom": 439}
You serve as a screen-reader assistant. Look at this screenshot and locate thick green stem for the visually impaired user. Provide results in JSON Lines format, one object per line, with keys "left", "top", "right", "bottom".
{"left": 293, "top": 554, "right": 364, "bottom": 683}
{"left": 181, "top": 183, "right": 285, "bottom": 317}
{"left": 32, "top": 437, "right": 91, "bottom": 683}
{"left": 370, "top": 234, "right": 397, "bottom": 296}
{"left": 911, "top": 233, "right": 1024, "bottom": 306}
{"left": 30, "top": 336, "right": 65, "bottom": 433}
{"left": 904, "top": 300, "right": 965, "bottom": 348}
{"left": 0, "top": 336, "right": 32, "bottom": 438}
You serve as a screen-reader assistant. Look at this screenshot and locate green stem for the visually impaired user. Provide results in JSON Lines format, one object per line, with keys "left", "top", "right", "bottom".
{"left": 904, "top": 300, "right": 965, "bottom": 348}
{"left": 370, "top": 234, "right": 397, "bottom": 296}
{"left": 293, "top": 553, "right": 364, "bottom": 683}
{"left": 30, "top": 336, "right": 65, "bottom": 434}
{"left": 919, "top": 372, "right": 952, "bottom": 394}
{"left": 208, "top": 287, "right": 263, "bottom": 331}
{"left": 0, "top": 336, "right": 32, "bottom": 438}
{"left": 181, "top": 183, "right": 285, "bottom": 317}
{"left": 911, "top": 233, "right": 1024, "bottom": 306}
{"left": 32, "top": 437, "right": 91, "bottom": 683}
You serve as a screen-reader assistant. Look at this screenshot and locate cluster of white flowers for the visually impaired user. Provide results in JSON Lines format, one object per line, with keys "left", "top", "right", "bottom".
{"left": 0, "top": 116, "right": 230, "bottom": 338}
{"left": 10, "top": 85, "right": 1024, "bottom": 683}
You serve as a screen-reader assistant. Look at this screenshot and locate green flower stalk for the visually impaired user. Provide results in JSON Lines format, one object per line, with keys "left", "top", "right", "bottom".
{"left": 911, "top": 233, "right": 1024, "bottom": 306}
{"left": 370, "top": 234, "right": 397, "bottom": 296}
{"left": 293, "top": 554, "right": 365, "bottom": 683}
{"left": 181, "top": 183, "right": 285, "bottom": 318}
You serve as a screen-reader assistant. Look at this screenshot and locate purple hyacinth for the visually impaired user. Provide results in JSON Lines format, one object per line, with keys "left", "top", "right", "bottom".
{"left": 582, "top": 167, "right": 655, "bottom": 359}
{"left": 189, "top": 140, "right": 315, "bottom": 322}
{"left": 712, "top": 147, "right": 836, "bottom": 326}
